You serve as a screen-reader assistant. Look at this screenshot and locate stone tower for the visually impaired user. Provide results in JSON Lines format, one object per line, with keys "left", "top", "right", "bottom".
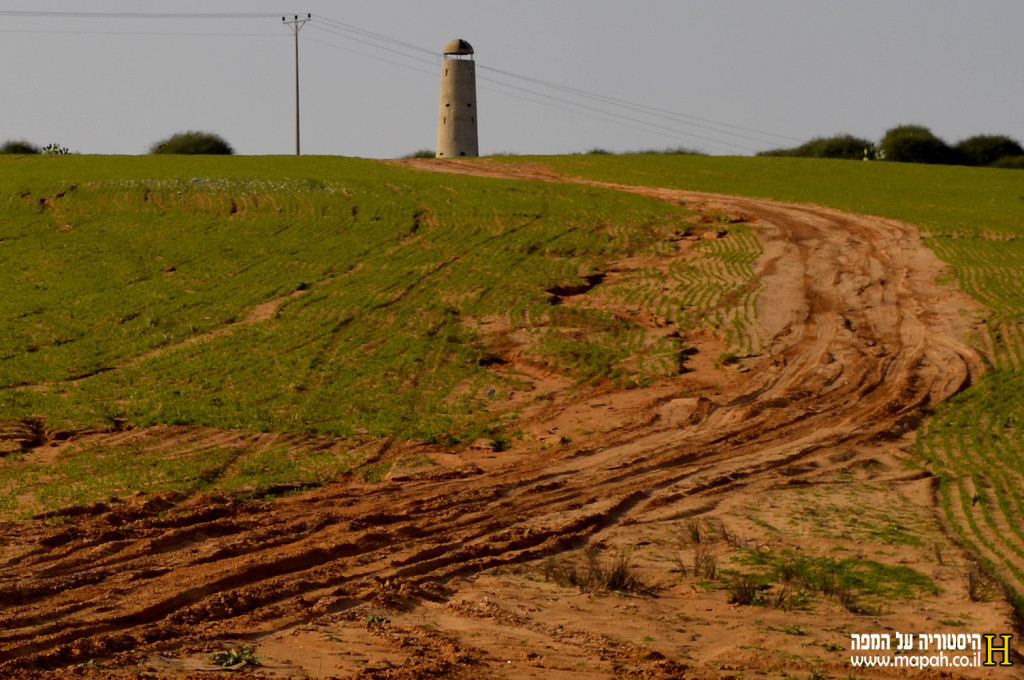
{"left": 436, "top": 38, "right": 478, "bottom": 158}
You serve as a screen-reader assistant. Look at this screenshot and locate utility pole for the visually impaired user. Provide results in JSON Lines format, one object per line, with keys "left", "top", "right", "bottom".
{"left": 283, "top": 14, "right": 311, "bottom": 155}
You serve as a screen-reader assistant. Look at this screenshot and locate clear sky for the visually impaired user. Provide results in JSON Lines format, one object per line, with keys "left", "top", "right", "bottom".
{"left": 2, "top": 1, "right": 1022, "bottom": 157}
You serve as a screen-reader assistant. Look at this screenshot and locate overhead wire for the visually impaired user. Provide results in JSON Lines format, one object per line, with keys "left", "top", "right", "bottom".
{"left": 314, "top": 15, "right": 437, "bottom": 59}
{"left": 0, "top": 28, "right": 274, "bottom": 37}
{"left": 0, "top": 11, "right": 282, "bottom": 20}
{"left": 0, "top": 10, "right": 281, "bottom": 38}
{"left": 304, "top": 33, "right": 439, "bottom": 81}
{"left": 476, "top": 81, "right": 753, "bottom": 153}
{"left": 309, "top": 14, "right": 797, "bottom": 153}
{"left": 307, "top": 23, "right": 437, "bottom": 70}
{"left": 474, "top": 70, "right": 760, "bottom": 154}
{"left": 3, "top": 10, "right": 802, "bottom": 154}
{"left": 477, "top": 64, "right": 803, "bottom": 145}
{"left": 303, "top": 22, "right": 755, "bottom": 152}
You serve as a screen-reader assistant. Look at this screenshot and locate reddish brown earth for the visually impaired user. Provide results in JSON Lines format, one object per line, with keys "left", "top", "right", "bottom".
{"left": 1, "top": 159, "right": 1016, "bottom": 679}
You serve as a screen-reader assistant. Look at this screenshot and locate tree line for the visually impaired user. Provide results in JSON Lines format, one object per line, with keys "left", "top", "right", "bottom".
{"left": 760, "top": 125, "right": 1024, "bottom": 168}
{"left": 0, "top": 131, "right": 234, "bottom": 156}
{"left": 4, "top": 126, "right": 1024, "bottom": 167}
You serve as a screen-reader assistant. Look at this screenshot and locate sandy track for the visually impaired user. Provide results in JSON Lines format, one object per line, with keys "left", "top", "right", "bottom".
{"left": 0, "top": 160, "right": 994, "bottom": 678}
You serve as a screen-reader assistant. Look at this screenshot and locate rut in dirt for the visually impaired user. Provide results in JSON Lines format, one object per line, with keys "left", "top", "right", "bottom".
{"left": 0, "top": 165, "right": 985, "bottom": 671}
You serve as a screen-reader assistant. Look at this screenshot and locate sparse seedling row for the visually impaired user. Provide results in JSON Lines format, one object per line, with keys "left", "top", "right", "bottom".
{"left": 599, "top": 221, "right": 764, "bottom": 358}
{"left": 918, "top": 376, "right": 1024, "bottom": 603}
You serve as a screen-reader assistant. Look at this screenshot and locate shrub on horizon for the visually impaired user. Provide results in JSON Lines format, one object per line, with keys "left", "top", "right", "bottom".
{"left": 759, "top": 134, "right": 875, "bottom": 160}
{"left": 955, "top": 135, "right": 1024, "bottom": 167}
{"left": 0, "top": 139, "right": 41, "bottom": 154}
{"left": 401, "top": 149, "right": 437, "bottom": 159}
{"left": 150, "top": 131, "right": 235, "bottom": 155}
{"left": 878, "top": 125, "right": 957, "bottom": 165}
{"left": 633, "top": 146, "right": 708, "bottom": 155}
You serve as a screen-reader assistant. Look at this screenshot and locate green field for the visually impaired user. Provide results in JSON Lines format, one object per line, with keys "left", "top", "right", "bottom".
{"left": 2, "top": 153, "right": 1023, "bottom": 612}
{"left": 1, "top": 154, "right": 760, "bottom": 513}
{"left": 514, "top": 154, "right": 1024, "bottom": 237}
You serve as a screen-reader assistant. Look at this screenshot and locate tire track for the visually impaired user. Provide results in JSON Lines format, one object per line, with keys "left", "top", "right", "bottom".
{"left": 0, "top": 161, "right": 986, "bottom": 674}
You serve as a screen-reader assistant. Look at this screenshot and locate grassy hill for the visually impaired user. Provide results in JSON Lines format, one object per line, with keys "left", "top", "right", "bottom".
{"left": 1, "top": 155, "right": 758, "bottom": 512}
{"left": 2, "top": 153, "right": 1024, "bottom": 613}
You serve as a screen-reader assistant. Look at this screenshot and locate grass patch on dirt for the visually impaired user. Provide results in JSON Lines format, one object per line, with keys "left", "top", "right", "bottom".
{"left": 662, "top": 514, "right": 941, "bottom": 616}
{"left": 542, "top": 547, "right": 658, "bottom": 596}
{"left": 729, "top": 550, "right": 939, "bottom": 614}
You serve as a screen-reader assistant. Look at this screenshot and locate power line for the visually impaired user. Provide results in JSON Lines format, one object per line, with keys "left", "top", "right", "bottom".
{"left": 0, "top": 11, "right": 281, "bottom": 19}
{"left": 305, "top": 25, "right": 753, "bottom": 153}
{"left": 314, "top": 16, "right": 436, "bottom": 58}
{"left": 477, "top": 64, "right": 803, "bottom": 145}
{"left": 304, "top": 34, "right": 438, "bottom": 80}
{"left": 307, "top": 14, "right": 800, "bottom": 153}
{"left": 308, "top": 27, "right": 760, "bottom": 152}
{"left": 307, "top": 24, "right": 437, "bottom": 68}
{"left": 477, "top": 81, "right": 753, "bottom": 153}
{"left": 0, "top": 28, "right": 275, "bottom": 37}
{"left": 6, "top": 9, "right": 806, "bottom": 154}
{"left": 474, "top": 71, "right": 759, "bottom": 154}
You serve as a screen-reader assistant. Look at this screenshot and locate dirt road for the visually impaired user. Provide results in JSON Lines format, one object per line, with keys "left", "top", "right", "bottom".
{"left": 0, "top": 159, "right": 1005, "bottom": 679}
